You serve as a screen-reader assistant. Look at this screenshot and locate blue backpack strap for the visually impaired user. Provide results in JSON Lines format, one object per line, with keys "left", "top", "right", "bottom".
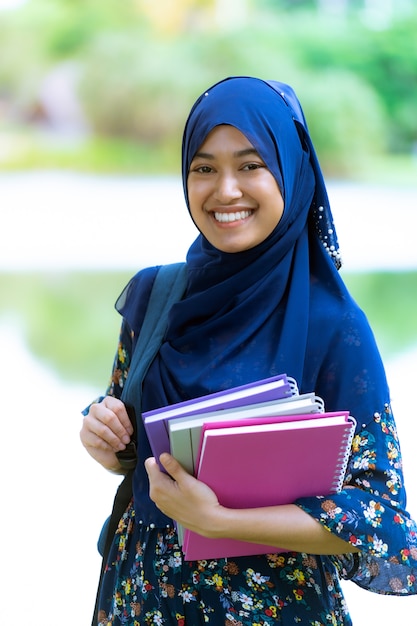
{"left": 122, "top": 262, "right": 188, "bottom": 401}
{"left": 92, "top": 262, "right": 187, "bottom": 626}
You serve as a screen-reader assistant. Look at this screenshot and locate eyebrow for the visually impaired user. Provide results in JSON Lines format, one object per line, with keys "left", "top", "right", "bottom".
{"left": 192, "top": 148, "right": 260, "bottom": 160}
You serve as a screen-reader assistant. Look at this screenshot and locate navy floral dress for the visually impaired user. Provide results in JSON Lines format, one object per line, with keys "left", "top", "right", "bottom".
{"left": 89, "top": 319, "right": 417, "bottom": 626}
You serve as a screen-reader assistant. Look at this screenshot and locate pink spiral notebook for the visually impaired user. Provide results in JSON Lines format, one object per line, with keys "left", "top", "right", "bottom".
{"left": 182, "top": 411, "right": 356, "bottom": 561}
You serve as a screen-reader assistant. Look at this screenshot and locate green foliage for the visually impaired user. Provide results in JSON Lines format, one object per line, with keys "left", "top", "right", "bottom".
{"left": 0, "top": 13, "right": 49, "bottom": 113}
{"left": 295, "top": 70, "right": 387, "bottom": 175}
{"left": 78, "top": 31, "right": 194, "bottom": 143}
{"left": 290, "top": 70, "right": 385, "bottom": 176}
{"left": 365, "top": 19, "right": 417, "bottom": 151}
{"left": 283, "top": 10, "right": 417, "bottom": 153}
{"left": 0, "top": 1, "right": 417, "bottom": 174}
{"left": 77, "top": 21, "right": 300, "bottom": 143}
{"left": 0, "top": 131, "right": 180, "bottom": 173}
{"left": 0, "top": 270, "right": 416, "bottom": 387}
{"left": 0, "top": 271, "right": 132, "bottom": 386}
{"left": 2, "top": 127, "right": 416, "bottom": 180}
{"left": 77, "top": 23, "right": 386, "bottom": 175}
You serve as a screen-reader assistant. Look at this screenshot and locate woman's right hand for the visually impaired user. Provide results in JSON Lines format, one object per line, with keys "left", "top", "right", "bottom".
{"left": 80, "top": 396, "right": 134, "bottom": 473}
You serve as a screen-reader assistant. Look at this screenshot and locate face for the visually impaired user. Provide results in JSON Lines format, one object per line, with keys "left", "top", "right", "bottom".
{"left": 187, "top": 125, "right": 284, "bottom": 253}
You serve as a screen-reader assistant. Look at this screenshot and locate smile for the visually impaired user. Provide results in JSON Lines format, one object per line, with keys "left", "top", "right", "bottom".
{"left": 213, "top": 210, "right": 253, "bottom": 223}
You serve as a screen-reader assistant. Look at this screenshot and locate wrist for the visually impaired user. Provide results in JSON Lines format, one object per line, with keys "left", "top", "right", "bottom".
{"left": 106, "top": 460, "right": 127, "bottom": 475}
{"left": 202, "top": 504, "right": 234, "bottom": 539}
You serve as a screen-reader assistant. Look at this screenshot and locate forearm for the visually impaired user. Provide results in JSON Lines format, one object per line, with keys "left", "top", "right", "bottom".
{"left": 203, "top": 502, "right": 359, "bottom": 555}
{"left": 147, "top": 454, "right": 359, "bottom": 556}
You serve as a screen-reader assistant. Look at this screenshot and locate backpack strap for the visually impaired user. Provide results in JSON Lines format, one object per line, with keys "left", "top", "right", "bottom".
{"left": 92, "top": 262, "right": 187, "bottom": 625}
{"left": 120, "top": 262, "right": 188, "bottom": 408}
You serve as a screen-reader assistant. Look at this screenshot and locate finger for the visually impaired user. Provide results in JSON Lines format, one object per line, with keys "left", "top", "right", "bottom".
{"left": 80, "top": 426, "right": 114, "bottom": 453}
{"left": 87, "top": 402, "right": 131, "bottom": 450}
{"left": 102, "top": 396, "right": 134, "bottom": 436}
{"left": 79, "top": 425, "right": 123, "bottom": 471}
{"left": 81, "top": 412, "right": 124, "bottom": 452}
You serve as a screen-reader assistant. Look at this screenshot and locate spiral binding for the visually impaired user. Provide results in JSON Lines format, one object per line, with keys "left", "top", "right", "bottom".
{"left": 314, "top": 396, "right": 325, "bottom": 413}
{"left": 330, "top": 417, "right": 357, "bottom": 492}
{"left": 287, "top": 376, "right": 299, "bottom": 395}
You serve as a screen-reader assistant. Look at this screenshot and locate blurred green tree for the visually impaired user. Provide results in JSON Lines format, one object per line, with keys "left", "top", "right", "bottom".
{"left": 0, "top": 0, "right": 416, "bottom": 173}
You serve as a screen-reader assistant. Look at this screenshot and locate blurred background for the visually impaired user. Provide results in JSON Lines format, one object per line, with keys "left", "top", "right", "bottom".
{"left": 1, "top": 0, "right": 416, "bottom": 624}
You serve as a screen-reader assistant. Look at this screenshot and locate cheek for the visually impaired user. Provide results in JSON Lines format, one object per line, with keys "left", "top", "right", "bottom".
{"left": 187, "top": 190, "right": 199, "bottom": 220}
{"left": 187, "top": 179, "right": 197, "bottom": 207}
{"left": 187, "top": 188, "right": 205, "bottom": 229}
{"left": 274, "top": 198, "right": 285, "bottom": 225}
{"left": 267, "top": 182, "right": 285, "bottom": 226}
{"left": 187, "top": 180, "right": 208, "bottom": 217}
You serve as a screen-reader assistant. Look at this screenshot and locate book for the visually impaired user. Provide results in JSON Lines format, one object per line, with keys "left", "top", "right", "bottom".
{"left": 171, "top": 398, "right": 325, "bottom": 546}
{"left": 181, "top": 411, "right": 356, "bottom": 561}
{"left": 169, "top": 392, "right": 325, "bottom": 475}
{"left": 143, "top": 373, "right": 295, "bottom": 467}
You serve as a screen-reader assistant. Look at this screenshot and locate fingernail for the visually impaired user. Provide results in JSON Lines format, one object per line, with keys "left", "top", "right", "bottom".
{"left": 122, "top": 435, "right": 130, "bottom": 444}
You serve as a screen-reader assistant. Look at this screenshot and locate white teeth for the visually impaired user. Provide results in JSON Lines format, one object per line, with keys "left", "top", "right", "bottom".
{"left": 214, "top": 210, "right": 252, "bottom": 223}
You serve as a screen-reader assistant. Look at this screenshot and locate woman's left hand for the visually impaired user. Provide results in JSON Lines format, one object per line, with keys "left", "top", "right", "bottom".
{"left": 145, "top": 453, "right": 223, "bottom": 537}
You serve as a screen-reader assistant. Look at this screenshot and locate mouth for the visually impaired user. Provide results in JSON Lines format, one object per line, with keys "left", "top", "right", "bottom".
{"left": 213, "top": 210, "right": 254, "bottom": 224}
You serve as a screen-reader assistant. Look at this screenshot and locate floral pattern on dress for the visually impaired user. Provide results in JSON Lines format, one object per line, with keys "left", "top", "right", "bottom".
{"left": 92, "top": 320, "right": 417, "bottom": 625}
{"left": 98, "top": 500, "right": 351, "bottom": 626}
{"left": 297, "top": 404, "right": 417, "bottom": 595}
{"left": 108, "top": 331, "right": 134, "bottom": 397}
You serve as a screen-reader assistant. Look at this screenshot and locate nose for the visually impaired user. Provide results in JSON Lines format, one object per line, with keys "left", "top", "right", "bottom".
{"left": 213, "top": 172, "right": 243, "bottom": 204}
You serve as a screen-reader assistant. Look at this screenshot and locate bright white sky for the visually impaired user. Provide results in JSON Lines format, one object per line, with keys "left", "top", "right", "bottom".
{"left": 0, "top": 0, "right": 27, "bottom": 9}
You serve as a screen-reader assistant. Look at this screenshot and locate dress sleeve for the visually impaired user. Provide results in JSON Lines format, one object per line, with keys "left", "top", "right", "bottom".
{"left": 297, "top": 403, "right": 417, "bottom": 594}
{"left": 296, "top": 306, "right": 417, "bottom": 595}
{"left": 81, "top": 318, "right": 135, "bottom": 414}
{"left": 104, "top": 318, "right": 134, "bottom": 400}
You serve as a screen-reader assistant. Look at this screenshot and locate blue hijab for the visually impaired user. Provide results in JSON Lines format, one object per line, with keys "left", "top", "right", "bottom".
{"left": 144, "top": 76, "right": 353, "bottom": 401}
{"left": 133, "top": 75, "right": 387, "bottom": 406}
{"left": 120, "top": 77, "right": 388, "bottom": 523}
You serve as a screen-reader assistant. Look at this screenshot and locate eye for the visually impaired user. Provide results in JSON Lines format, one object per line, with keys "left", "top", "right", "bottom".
{"left": 242, "top": 162, "right": 265, "bottom": 171}
{"left": 190, "top": 164, "right": 213, "bottom": 174}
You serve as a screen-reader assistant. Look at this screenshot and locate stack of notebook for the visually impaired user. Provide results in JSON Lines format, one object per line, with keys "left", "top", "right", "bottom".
{"left": 142, "top": 373, "right": 356, "bottom": 560}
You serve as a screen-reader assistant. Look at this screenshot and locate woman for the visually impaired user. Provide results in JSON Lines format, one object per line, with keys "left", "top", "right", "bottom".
{"left": 80, "top": 76, "right": 417, "bottom": 625}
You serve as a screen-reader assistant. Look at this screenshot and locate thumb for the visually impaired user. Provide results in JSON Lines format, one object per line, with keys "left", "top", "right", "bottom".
{"left": 144, "top": 456, "right": 160, "bottom": 478}
{"left": 159, "top": 452, "right": 187, "bottom": 479}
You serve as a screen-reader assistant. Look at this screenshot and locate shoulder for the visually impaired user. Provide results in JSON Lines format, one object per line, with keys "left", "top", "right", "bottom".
{"left": 307, "top": 278, "right": 389, "bottom": 422}
{"left": 115, "top": 262, "right": 187, "bottom": 333}
{"left": 115, "top": 265, "right": 161, "bottom": 333}
{"left": 310, "top": 274, "right": 371, "bottom": 331}
{"left": 117, "top": 266, "right": 161, "bottom": 304}
{"left": 308, "top": 275, "right": 382, "bottom": 364}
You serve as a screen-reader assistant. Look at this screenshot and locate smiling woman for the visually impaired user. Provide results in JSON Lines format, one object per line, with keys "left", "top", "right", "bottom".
{"left": 79, "top": 76, "right": 417, "bottom": 626}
